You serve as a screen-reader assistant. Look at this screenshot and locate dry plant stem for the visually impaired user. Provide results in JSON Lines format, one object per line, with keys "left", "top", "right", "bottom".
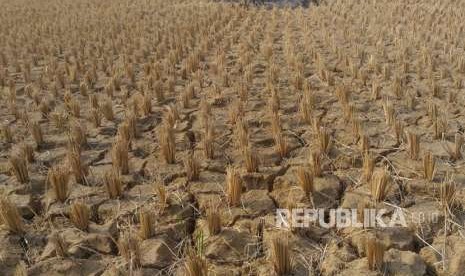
{"left": 295, "top": 167, "right": 314, "bottom": 201}
{"left": 111, "top": 137, "right": 129, "bottom": 174}
{"left": 226, "top": 167, "right": 242, "bottom": 207}
{"left": 48, "top": 166, "right": 69, "bottom": 203}
{"left": 371, "top": 168, "right": 390, "bottom": 203}
{"left": 0, "top": 197, "right": 24, "bottom": 235}
{"left": 104, "top": 169, "right": 123, "bottom": 199}
{"left": 185, "top": 248, "right": 208, "bottom": 276}
{"left": 19, "top": 143, "right": 35, "bottom": 163}
{"left": 156, "top": 185, "right": 168, "bottom": 212}
{"left": 445, "top": 133, "right": 463, "bottom": 161}
{"left": 271, "top": 236, "right": 292, "bottom": 276}
{"left": 206, "top": 207, "right": 221, "bottom": 235}
{"left": 118, "top": 233, "right": 141, "bottom": 269}
{"left": 407, "top": 131, "right": 420, "bottom": 160}
{"left": 14, "top": 261, "right": 27, "bottom": 276}
{"left": 160, "top": 122, "right": 176, "bottom": 164}
{"left": 9, "top": 155, "right": 29, "bottom": 183}
{"left": 68, "top": 148, "right": 88, "bottom": 184}
{"left": 439, "top": 178, "right": 456, "bottom": 212}
{"left": 184, "top": 154, "right": 200, "bottom": 181}
{"left": 70, "top": 202, "right": 90, "bottom": 231}
{"left": 317, "top": 127, "right": 332, "bottom": 154}
{"left": 2, "top": 124, "right": 13, "bottom": 143}
{"left": 363, "top": 152, "right": 375, "bottom": 183}
{"left": 423, "top": 151, "right": 436, "bottom": 181}
{"left": 50, "top": 232, "right": 68, "bottom": 257}
{"left": 366, "top": 237, "right": 385, "bottom": 271}
{"left": 310, "top": 151, "right": 322, "bottom": 177}
{"left": 139, "top": 211, "right": 155, "bottom": 240}
{"left": 30, "top": 121, "right": 44, "bottom": 149}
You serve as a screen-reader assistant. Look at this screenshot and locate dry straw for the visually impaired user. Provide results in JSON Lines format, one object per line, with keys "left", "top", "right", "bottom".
{"left": 185, "top": 248, "right": 208, "bottom": 276}
{"left": 271, "top": 236, "right": 292, "bottom": 276}
{"left": 0, "top": 197, "right": 24, "bottom": 235}
{"left": 423, "top": 151, "right": 436, "bottom": 181}
{"left": 19, "top": 142, "right": 34, "bottom": 163}
{"left": 371, "top": 168, "right": 390, "bottom": 203}
{"left": 160, "top": 122, "right": 176, "bottom": 164}
{"left": 30, "top": 121, "right": 44, "bottom": 149}
{"left": 295, "top": 167, "right": 314, "bottom": 199}
{"left": 118, "top": 233, "right": 141, "bottom": 269}
{"left": 2, "top": 124, "right": 13, "bottom": 143}
{"left": 407, "top": 131, "right": 420, "bottom": 160}
{"left": 362, "top": 152, "right": 375, "bottom": 183}
{"left": 9, "top": 154, "right": 29, "bottom": 184}
{"left": 68, "top": 148, "right": 88, "bottom": 184}
{"left": 50, "top": 232, "right": 68, "bottom": 257}
{"left": 70, "top": 202, "right": 90, "bottom": 231}
{"left": 317, "top": 127, "right": 332, "bottom": 154}
{"left": 111, "top": 137, "right": 129, "bottom": 175}
{"left": 445, "top": 133, "right": 463, "bottom": 161}
{"left": 48, "top": 166, "right": 69, "bottom": 203}
{"left": 310, "top": 151, "right": 322, "bottom": 177}
{"left": 227, "top": 167, "right": 242, "bottom": 207}
{"left": 104, "top": 169, "right": 123, "bottom": 199}
{"left": 184, "top": 154, "right": 200, "bottom": 181}
{"left": 366, "top": 237, "right": 385, "bottom": 271}
{"left": 206, "top": 207, "right": 221, "bottom": 235}
{"left": 139, "top": 210, "right": 155, "bottom": 240}
{"left": 439, "top": 177, "right": 457, "bottom": 211}
{"left": 243, "top": 146, "right": 259, "bottom": 173}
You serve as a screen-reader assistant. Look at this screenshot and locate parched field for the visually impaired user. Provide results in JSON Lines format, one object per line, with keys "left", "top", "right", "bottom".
{"left": 1, "top": 0, "right": 465, "bottom": 275}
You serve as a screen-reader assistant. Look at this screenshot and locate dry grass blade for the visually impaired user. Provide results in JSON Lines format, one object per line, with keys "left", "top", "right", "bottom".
{"left": 139, "top": 210, "right": 155, "bottom": 240}
{"left": 317, "top": 127, "right": 332, "bottom": 154}
{"left": 9, "top": 154, "right": 29, "bottom": 184}
{"left": 19, "top": 142, "right": 35, "bottom": 163}
{"left": 310, "top": 151, "right": 322, "bottom": 177}
{"left": 70, "top": 202, "right": 90, "bottom": 231}
{"left": 362, "top": 152, "right": 375, "bottom": 183}
{"left": 274, "top": 132, "right": 288, "bottom": 159}
{"left": 30, "top": 121, "right": 44, "bottom": 149}
{"left": 370, "top": 168, "right": 390, "bottom": 203}
{"left": 160, "top": 122, "right": 176, "bottom": 164}
{"left": 50, "top": 232, "right": 68, "bottom": 257}
{"left": 156, "top": 184, "right": 168, "bottom": 212}
{"left": 1, "top": 124, "right": 13, "bottom": 143}
{"left": 90, "top": 108, "right": 101, "bottom": 128}
{"left": 14, "top": 261, "right": 27, "bottom": 276}
{"left": 118, "top": 233, "right": 141, "bottom": 269}
{"left": 111, "top": 137, "right": 129, "bottom": 175}
{"left": 445, "top": 133, "right": 463, "bottom": 161}
{"left": 423, "top": 151, "right": 436, "bottom": 181}
{"left": 184, "top": 153, "right": 200, "bottom": 181}
{"left": 104, "top": 169, "right": 123, "bottom": 199}
{"left": 68, "top": 148, "right": 88, "bottom": 184}
{"left": 271, "top": 236, "right": 292, "bottom": 276}
{"left": 185, "top": 248, "right": 208, "bottom": 276}
{"left": 0, "top": 197, "right": 24, "bottom": 235}
{"left": 206, "top": 207, "right": 221, "bottom": 235}
{"left": 101, "top": 97, "right": 114, "bottom": 121}
{"left": 226, "top": 167, "right": 242, "bottom": 207}
{"left": 366, "top": 237, "right": 385, "bottom": 271}
{"left": 48, "top": 166, "right": 69, "bottom": 203}
{"left": 439, "top": 178, "right": 457, "bottom": 211}
{"left": 243, "top": 146, "right": 259, "bottom": 173}
{"left": 407, "top": 131, "right": 420, "bottom": 160}
{"left": 203, "top": 125, "right": 215, "bottom": 159}
{"left": 295, "top": 167, "right": 314, "bottom": 199}
{"left": 69, "top": 121, "right": 87, "bottom": 147}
